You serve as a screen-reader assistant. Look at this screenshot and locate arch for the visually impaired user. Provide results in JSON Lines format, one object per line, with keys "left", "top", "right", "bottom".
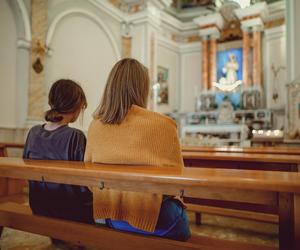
{"left": 16, "top": 0, "right": 31, "bottom": 42}
{"left": 46, "top": 9, "right": 121, "bottom": 59}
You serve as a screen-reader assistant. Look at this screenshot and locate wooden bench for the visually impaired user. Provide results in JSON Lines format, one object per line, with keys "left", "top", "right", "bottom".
{"left": 1, "top": 144, "right": 298, "bottom": 224}
{"left": 182, "top": 151, "right": 300, "bottom": 171}
{"left": 182, "top": 146, "right": 300, "bottom": 155}
{"left": 0, "top": 143, "right": 26, "bottom": 197}
{"left": 182, "top": 150, "right": 300, "bottom": 225}
{"left": 0, "top": 158, "right": 299, "bottom": 250}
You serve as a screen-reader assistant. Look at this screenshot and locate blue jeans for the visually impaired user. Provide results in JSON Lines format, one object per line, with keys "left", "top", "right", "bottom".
{"left": 104, "top": 198, "right": 191, "bottom": 241}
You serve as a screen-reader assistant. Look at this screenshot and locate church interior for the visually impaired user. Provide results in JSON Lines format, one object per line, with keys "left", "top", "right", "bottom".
{"left": 1, "top": 0, "right": 300, "bottom": 249}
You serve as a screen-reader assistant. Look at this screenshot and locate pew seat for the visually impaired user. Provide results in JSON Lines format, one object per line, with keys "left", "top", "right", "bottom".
{"left": 0, "top": 202, "right": 277, "bottom": 250}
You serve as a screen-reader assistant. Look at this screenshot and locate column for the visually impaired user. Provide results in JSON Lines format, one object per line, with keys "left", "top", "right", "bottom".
{"left": 242, "top": 27, "right": 251, "bottom": 87}
{"left": 202, "top": 37, "right": 209, "bottom": 91}
{"left": 286, "top": 0, "right": 300, "bottom": 82}
{"left": 121, "top": 22, "right": 132, "bottom": 58}
{"left": 28, "top": 0, "right": 48, "bottom": 121}
{"left": 252, "top": 27, "right": 262, "bottom": 86}
{"left": 209, "top": 37, "right": 217, "bottom": 89}
{"left": 122, "top": 38, "right": 132, "bottom": 58}
{"left": 194, "top": 13, "right": 224, "bottom": 91}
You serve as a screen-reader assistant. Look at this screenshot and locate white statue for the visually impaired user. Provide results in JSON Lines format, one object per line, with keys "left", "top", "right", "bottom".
{"left": 214, "top": 53, "right": 242, "bottom": 92}
{"left": 218, "top": 100, "right": 234, "bottom": 124}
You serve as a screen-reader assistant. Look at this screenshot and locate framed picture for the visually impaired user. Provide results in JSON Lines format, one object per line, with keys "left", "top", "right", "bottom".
{"left": 217, "top": 47, "right": 243, "bottom": 84}
{"left": 241, "top": 89, "right": 262, "bottom": 110}
{"left": 199, "top": 93, "right": 216, "bottom": 111}
{"left": 157, "top": 66, "right": 169, "bottom": 104}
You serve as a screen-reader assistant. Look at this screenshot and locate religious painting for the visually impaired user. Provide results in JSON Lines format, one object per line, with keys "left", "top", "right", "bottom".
{"left": 157, "top": 66, "right": 169, "bottom": 104}
{"left": 200, "top": 93, "right": 216, "bottom": 111}
{"left": 217, "top": 48, "right": 243, "bottom": 85}
{"left": 241, "top": 90, "right": 262, "bottom": 110}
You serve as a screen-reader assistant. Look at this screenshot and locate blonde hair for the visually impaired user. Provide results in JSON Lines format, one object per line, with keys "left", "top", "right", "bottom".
{"left": 94, "top": 58, "right": 150, "bottom": 124}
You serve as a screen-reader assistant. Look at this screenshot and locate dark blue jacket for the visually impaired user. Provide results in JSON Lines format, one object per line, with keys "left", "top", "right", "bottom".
{"left": 23, "top": 125, "right": 93, "bottom": 224}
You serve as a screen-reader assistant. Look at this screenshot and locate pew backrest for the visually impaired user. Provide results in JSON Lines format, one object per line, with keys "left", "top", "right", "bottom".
{"left": 182, "top": 146, "right": 300, "bottom": 155}
{"left": 0, "top": 157, "right": 300, "bottom": 195}
{"left": 0, "top": 157, "right": 299, "bottom": 250}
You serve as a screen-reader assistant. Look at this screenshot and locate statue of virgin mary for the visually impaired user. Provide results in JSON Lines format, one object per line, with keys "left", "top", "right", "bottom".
{"left": 214, "top": 53, "right": 242, "bottom": 92}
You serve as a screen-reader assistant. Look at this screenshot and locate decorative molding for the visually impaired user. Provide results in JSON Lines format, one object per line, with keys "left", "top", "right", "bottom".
{"left": 179, "top": 42, "right": 201, "bottom": 54}
{"left": 148, "top": 0, "right": 172, "bottom": 10}
{"left": 16, "top": 0, "right": 31, "bottom": 43}
{"left": 46, "top": 9, "right": 121, "bottom": 59}
{"left": 235, "top": 2, "right": 268, "bottom": 31}
{"left": 264, "top": 25, "right": 285, "bottom": 41}
{"left": 127, "top": 7, "right": 162, "bottom": 30}
{"left": 161, "top": 11, "right": 198, "bottom": 32}
{"left": 218, "top": 40, "right": 243, "bottom": 51}
{"left": 88, "top": 0, "right": 125, "bottom": 22}
{"left": 266, "top": 0, "right": 285, "bottom": 22}
{"left": 17, "top": 38, "right": 31, "bottom": 49}
{"left": 157, "top": 35, "right": 180, "bottom": 53}
{"left": 199, "top": 26, "right": 221, "bottom": 39}
{"left": 194, "top": 13, "right": 224, "bottom": 31}
{"left": 235, "top": 2, "right": 269, "bottom": 22}
{"left": 194, "top": 13, "right": 224, "bottom": 39}
{"left": 121, "top": 22, "right": 133, "bottom": 38}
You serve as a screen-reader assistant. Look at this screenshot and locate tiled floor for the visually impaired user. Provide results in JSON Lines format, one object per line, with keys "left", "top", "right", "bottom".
{"left": 0, "top": 212, "right": 278, "bottom": 250}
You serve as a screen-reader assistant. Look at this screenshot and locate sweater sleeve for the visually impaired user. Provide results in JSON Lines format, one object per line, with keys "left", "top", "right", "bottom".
{"left": 154, "top": 116, "right": 183, "bottom": 169}
{"left": 167, "top": 121, "right": 184, "bottom": 169}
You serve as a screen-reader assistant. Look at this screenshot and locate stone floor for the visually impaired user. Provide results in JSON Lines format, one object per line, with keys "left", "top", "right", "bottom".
{"left": 0, "top": 212, "right": 278, "bottom": 250}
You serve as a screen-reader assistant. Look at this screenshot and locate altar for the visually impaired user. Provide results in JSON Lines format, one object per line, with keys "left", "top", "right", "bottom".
{"left": 181, "top": 124, "right": 249, "bottom": 146}
{"left": 171, "top": 2, "right": 286, "bottom": 147}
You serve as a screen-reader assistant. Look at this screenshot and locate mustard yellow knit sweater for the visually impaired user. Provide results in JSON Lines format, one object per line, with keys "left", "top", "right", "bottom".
{"left": 84, "top": 105, "right": 183, "bottom": 232}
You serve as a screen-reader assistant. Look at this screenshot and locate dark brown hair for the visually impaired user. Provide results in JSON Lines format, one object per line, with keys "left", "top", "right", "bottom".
{"left": 93, "top": 58, "right": 150, "bottom": 124}
{"left": 45, "top": 79, "right": 87, "bottom": 122}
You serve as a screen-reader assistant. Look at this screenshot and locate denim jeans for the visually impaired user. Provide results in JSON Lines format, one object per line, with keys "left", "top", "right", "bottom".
{"left": 104, "top": 197, "right": 191, "bottom": 241}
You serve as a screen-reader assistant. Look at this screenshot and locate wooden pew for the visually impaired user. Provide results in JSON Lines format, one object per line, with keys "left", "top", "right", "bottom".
{"left": 1, "top": 143, "right": 298, "bottom": 224}
{"left": 182, "top": 151, "right": 300, "bottom": 171}
{"left": 182, "top": 146, "right": 300, "bottom": 155}
{"left": 0, "top": 145, "right": 8, "bottom": 196}
{"left": 0, "top": 143, "right": 26, "bottom": 197}
{"left": 0, "top": 158, "right": 299, "bottom": 250}
{"left": 182, "top": 150, "right": 300, "bottom": 224}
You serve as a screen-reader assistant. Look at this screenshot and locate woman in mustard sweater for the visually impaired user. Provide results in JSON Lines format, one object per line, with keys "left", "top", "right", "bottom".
{"left": 85, "top": 58, "right": 190, "bottom": 241}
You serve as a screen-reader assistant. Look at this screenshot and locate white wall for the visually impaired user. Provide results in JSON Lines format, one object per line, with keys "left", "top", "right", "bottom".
{"left": 46, "top": 14, "right": 120, "bottom": 130}
{"left": 264, "top": 25, "right": 286, "bottom": 129}
{"left": 180, "top": 44, "right": 202, "bottom": 112}
{"left": 264, "top": 25, "right": 287, "bottom": 110}
{"left": 0, "top": 0, "right": 17, "bottom": 128}
{"left": 156, "top": 43, "right": 180, "bottom": 113}
{"left": 286, "top": 0, "right": 300, "bottom": 82}
{"left": 131, "top": 24, "right": 147, "bottom": 65}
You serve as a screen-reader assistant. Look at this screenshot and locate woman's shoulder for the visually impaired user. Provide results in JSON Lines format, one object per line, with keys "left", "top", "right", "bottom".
{"left": 131, "top": 105, "right": 177, "bottom": 128}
